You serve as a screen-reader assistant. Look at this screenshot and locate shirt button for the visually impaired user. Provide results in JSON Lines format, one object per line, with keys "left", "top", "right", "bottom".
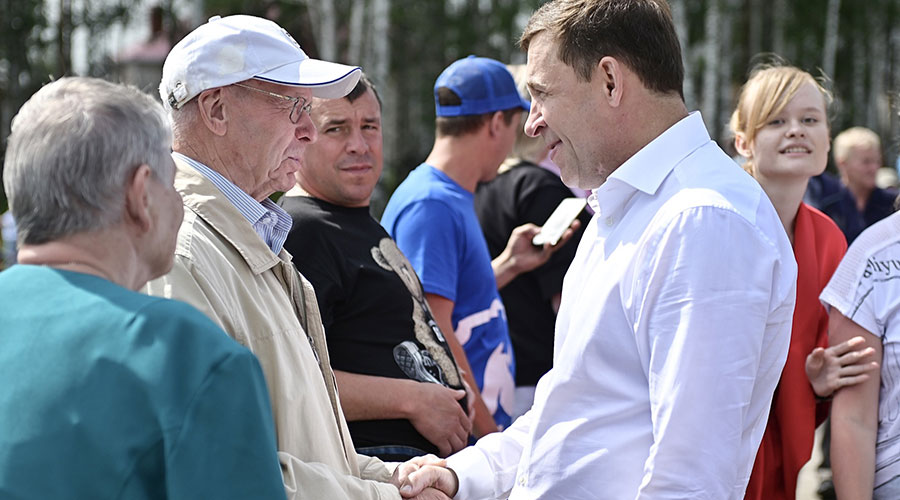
{"left": 605, "top": 216, "right": 614, "bottom": 226}
{"left": 518, "top": 475, "right": 527, "bottom": 486}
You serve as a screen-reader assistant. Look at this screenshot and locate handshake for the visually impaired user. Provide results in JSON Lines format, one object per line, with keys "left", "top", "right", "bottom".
{"left": 391, "top": 455, "right": 461, "bottom": 500}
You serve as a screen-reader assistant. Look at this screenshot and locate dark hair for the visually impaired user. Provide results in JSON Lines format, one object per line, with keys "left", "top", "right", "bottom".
{"left": 435, "top": 87, "right": 521, "bottom": 137}
{"left": 520, "top": 0, "right": 684, "bottom": 100}
{"left": 345, "top": 73, "right": 382, "bottom": 108}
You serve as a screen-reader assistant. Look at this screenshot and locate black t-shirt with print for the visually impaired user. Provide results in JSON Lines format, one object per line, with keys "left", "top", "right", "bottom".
{"left": 475, "top": 161, "right": 589, "bottom": 386}
{"left": 280, "top": 195, "right": 464, "bottom": 457}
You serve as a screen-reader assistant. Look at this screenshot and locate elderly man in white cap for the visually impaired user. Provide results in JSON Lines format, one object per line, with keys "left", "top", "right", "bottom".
{"left": 146, "top": 15, "right": 423, "bottom": 500}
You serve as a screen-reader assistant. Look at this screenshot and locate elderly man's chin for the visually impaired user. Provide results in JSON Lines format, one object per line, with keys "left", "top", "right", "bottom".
{"left": 271, "top": 161, "right": 301, "bottom": 193}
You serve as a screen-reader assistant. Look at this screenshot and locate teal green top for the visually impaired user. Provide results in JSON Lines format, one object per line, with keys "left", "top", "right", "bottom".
{"left": 0, "top": 265, "right": 286, "bottom": 499}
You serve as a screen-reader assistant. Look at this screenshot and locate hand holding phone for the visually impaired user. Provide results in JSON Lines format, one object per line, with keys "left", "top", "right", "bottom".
{"left": 532, "top": 198, "right": 587, "bottom": 246}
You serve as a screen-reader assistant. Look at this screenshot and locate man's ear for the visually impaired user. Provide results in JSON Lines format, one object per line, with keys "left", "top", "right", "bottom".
{"left": 196, "top": 88, "right": 227, "bottom": 136}
{"left": 124, "top": 164, "right": 153, "bottom": 233}
{"left": 488, "top": 110, "right": 507, "bottom": 138}
{"left": 597, "top": 56, "right": 624, "bottom": 108}
{"left": 734, "top": 133, "right": 753, "bottom": 159}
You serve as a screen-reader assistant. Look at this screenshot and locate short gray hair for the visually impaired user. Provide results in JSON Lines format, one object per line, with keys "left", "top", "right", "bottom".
{"left": 3, "top": 77, "right": 172, "bottom": 245}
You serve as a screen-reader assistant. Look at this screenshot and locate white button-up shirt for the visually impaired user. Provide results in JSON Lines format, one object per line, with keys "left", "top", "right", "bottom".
{"left": 447, "top": 112, "right": 797, "bottom": 500}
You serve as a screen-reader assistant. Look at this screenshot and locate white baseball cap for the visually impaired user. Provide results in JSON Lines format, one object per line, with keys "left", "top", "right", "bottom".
{"left": 160, "top": 15, "right": 361, "bottom": 110}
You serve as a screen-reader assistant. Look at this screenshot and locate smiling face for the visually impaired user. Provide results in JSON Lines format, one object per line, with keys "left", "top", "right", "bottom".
{"left": 738, "top": 82, "right": 830, "bottom": 185}
{"left": 523, "top": 32, "right": 611, "bottom": 190}
{"left": 225, "top": 80, "right": 318, "bottom": 201}
{"left": 295, "top": 88, "right": 383, "bottom": 207}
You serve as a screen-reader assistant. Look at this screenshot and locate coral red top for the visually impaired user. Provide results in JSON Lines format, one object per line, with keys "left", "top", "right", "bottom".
{"left": 744, "top": 203, "right": 847, "bottom": 500}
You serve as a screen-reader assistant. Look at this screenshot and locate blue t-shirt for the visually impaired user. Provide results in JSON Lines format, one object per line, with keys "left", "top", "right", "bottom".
{"left": 381, "top": 163, "right": 515, "bottom": 428}
{"left": 0, "top": 265, "right": 285, "bottom": 499}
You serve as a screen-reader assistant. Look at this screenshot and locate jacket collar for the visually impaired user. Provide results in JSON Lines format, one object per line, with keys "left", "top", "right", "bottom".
{"left": 173, "top": 156, "right": 291, "bottom": 274}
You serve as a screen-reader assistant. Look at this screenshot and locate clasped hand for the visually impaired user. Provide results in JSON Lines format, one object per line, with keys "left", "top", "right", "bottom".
{"left": 390, "top": 455, "right": 459, "bottom": 499}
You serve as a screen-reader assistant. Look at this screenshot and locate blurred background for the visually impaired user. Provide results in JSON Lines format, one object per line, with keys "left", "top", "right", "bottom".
{"left": 3, "top": 0, "right": 900, "bottom": 217}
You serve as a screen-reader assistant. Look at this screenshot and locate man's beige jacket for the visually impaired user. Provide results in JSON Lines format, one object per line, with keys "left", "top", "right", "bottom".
{"left": 146, "top": 159, "right": 400, "bottom": 500}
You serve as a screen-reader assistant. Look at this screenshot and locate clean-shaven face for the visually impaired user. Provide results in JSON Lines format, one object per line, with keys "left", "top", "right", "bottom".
{"left": 297, "top": 89, "right": 383, "bottom": 207}
{"left": 524, "top": 32, "right": 611, "bottom": 190}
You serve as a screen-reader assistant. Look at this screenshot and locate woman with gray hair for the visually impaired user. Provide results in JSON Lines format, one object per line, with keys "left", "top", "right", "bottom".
{"left": 0, "top": 76, "right": 285, "bottom": 499}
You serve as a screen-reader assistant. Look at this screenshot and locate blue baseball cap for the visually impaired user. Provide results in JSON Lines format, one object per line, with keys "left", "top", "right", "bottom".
{"left": 434, "top": 55, "right": 530, "bottom": 117}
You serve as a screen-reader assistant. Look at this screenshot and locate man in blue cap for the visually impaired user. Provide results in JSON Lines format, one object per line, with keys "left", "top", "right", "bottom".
{"left": 381, "top": 56, "right": 576, "bottom": 437}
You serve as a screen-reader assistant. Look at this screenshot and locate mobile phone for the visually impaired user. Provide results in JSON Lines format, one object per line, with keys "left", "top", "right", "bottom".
{"left": 532, "top": 197, "right": 587, "bottom": 246}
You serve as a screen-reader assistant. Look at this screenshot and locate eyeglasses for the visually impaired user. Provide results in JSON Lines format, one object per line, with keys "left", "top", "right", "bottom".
{"left": 232, "top": 83, "right": 312, "bottom": 123}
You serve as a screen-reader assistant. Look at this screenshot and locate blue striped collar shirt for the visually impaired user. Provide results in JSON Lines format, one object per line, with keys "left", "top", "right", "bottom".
{"left": 173, "top": 152, "right": 292, "bottom": 255}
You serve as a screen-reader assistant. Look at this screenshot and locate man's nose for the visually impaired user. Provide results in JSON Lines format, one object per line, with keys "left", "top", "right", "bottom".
{"left": 524, "top": 103, "right": 544, "bottom": 138}
{"left": 295, "top": 111, "right": 318, "bottom": 143}
{"left": 346, "top": 127, "right": 368, "bottom": 153}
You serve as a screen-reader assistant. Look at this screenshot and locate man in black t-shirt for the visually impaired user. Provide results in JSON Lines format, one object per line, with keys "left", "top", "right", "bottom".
{"left": 280, "top": 75, "right": 471, "bottom": 461}
{"left": 475, "top": 159, "right": 588, "bottom": 415}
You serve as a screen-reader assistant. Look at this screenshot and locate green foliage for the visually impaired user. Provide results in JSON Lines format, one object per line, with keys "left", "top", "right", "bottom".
{"left": 6, "top": 0, "right": 900, "bottom": 211}
{"left": 384, "top": 0, "right": 543, "bottom": 197}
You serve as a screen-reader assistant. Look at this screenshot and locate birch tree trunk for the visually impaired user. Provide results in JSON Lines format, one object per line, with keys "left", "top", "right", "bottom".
{"left": 310, "top": 0, "right": 337, "bottom": 61}
{"left": 57, "top": 0, "right": 72, "bottom": 76}
{"left": 772, "top": 0, "right": 787, "bottom": 58}
{"left": 371, "top": 0, "right": 390, "bottom": 102}
{"left": 371, "top": 0, "right": 393, "bottom": 191}
{"left": 717, "top": 0, "right": 737, "bottom": 145}
{"left": 669, "top": 0, "right": 695, "bottom": 110}
{"left": 891, "top": 17, "right": 900, "bottom": 165}
{"left": 867, "top": 10, "right": 886, "bottom": 130}
{"left": 748, "top": 0, "right": 763, "bottom": 58}
{"left": 851, "top": 35, "right": 866, "bottom": 124}
{"left": 822, "top": 0, "right": 841, "bottom": 81}
{"left": 348, "top": 0, "right": 366, "bottom": 65}
{"left": 701, "top": 0, "right": 721, "bottom": 134}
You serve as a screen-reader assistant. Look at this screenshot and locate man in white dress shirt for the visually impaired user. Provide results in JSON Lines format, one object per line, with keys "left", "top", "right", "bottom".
{"left": 394, "top": 1, "right": 797, "bottom": 499}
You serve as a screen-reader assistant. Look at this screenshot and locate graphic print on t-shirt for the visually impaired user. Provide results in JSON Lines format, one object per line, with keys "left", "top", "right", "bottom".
{"left": 371, "top": 238, "right": 463, "bottom": 389}
{"left": 847, "top": 242, "right": 900, "bottom": 478}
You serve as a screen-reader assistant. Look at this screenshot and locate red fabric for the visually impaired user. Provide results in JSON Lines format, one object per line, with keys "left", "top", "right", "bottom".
{"left": 744, "top": 203, "right": 847, "bottom": 500}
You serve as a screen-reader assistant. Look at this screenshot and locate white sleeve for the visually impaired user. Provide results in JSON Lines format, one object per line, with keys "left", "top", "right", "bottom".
{"left": 633, "top": 206, "right": 795, "bottom": 499}
{"left": 446, "top": 409, "right": 535, "bottom": 499}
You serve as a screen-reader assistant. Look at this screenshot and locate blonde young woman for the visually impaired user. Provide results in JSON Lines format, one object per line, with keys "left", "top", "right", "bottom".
{"left": 730, "top": 64, "right": 878, "bottom": 500}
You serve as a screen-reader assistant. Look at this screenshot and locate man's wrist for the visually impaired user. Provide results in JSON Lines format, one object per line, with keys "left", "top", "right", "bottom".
{"left": 492, "top": 251, "right": 520, "bottom": 287}
{"left": 397, "top": 379, "right": 423, "bottom": 419}
{"left": 447, "top": 466, "right": 460, "bottom": 497}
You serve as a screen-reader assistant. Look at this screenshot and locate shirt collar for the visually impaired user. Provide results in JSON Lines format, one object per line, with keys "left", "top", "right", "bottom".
{"left": 173, "top": 152, "right": 265, "bottom": 225}
{"left": 173, "top": 152, "right": 292, "bottom": 255}
{"left": 590, "top": 111, "right": 711, "bottom": 215}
